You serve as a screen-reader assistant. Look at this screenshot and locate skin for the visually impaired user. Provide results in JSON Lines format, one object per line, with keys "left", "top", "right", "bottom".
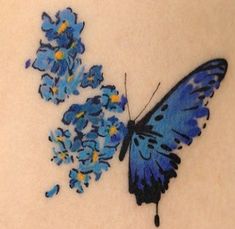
{"left": 0, "top": 1, "right": 235, "bottom": 229}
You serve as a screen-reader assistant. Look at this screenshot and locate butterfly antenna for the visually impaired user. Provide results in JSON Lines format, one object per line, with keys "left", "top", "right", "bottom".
{"left": 134, "top": 82, "right": 161, "bottom": 121}
{"left": 155, "top": 202, "right": 160, "bottom": 227}
{"left": 124, "top": 73, "right": 132, "bottom": 120}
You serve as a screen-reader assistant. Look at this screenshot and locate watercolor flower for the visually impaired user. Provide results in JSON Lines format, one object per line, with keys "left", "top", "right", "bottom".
{"left": 62, "top": 96, "right": 103, "bottom": 131}
{"left": 81, "top": 65, "right": 103, "bottom": 88}
{"left": 78, "top": 140, "right": 100, "bottom": 162}
{"left": 98, "top": 116, "right": 127, "bottom": 146}
{"left": 32, "top": 43, "right": 79, "bottom": 77}
{"left": 69, "top": 168, "right": 90, "bottom": 193}
{"left": 77, "top": 140, "right": 116, "bottom": 180}
{"left": 49, "top": 128, "right": 83, "bottom": 152}
{"left": 101, "top": 85, "right": 127, "bottom": 112}
{"left": 49, "top": 128, "right": 72, "bottom": 149}
{"left": 49, "top": 128, "right": 83, "bottom": 166}
{"left": 51, "top": 148, "right": 74, "bottom": 166}
{"left": 39, "top": 74, "right": 67, "bottom": 104}
{"left": 41, "top": 8, "right": 85, "bottom": 51}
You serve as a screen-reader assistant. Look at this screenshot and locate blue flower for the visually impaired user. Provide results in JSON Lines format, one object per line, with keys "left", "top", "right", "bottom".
{"left": 49, "top": 128, "right": 82, "bottom": 152}
{"left": 101, "top": 85, "right": 127, "bottom": 112}
{"left": 77, "top": 140, "right": 116, "bottom": 180}
{"left": 49, "top": 128, "right": 72, "bottom": 149}
{"left": 32, "top": 43, "right": 79, "bottom": 77}
{"left": 49, "top": 128, "right": 83, "bottom": 166}
{"left": 69, "top": 168, "right": 90, "bottom": 193}
{"left": 51, "top": 148, "right": 74, "bottom": 166}
{"left": 78, "top": 140, "right": 99, "bottom": 162}
{"left": 81, "top": 65, "right": 103, "bottom": 88}
{"left": 41, "top": 8, "right": 85, "bottom": 51}
{"left": 39, "top": 74, "right": 67, "bottom": 104}
{"left": 62, "top": 96, "right": 103, "bottom": 131}
{"left": 98, "top": 116, "right": 127, "bottom": 146}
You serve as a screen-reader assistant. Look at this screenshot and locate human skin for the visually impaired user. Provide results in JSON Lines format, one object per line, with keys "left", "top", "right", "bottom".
{"left": 0, "top": 0, "right": 235, "bottom": 229}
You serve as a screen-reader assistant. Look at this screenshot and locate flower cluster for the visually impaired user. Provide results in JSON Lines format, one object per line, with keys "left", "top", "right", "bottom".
{"left": 49, "top": 128, "right": 82, "bottom": 165}
{"left": 51, "top": 95, "right": 127, "bottom": 193}
{"left": 28, "top": 8, "right": 104, "bottom": 104}
{"left": 29, "top": 8, "right": 128, "bottom": 196}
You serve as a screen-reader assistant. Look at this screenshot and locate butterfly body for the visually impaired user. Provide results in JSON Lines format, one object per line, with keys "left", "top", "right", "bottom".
{"left": 119, "top": 120, "right": 147, "bottom": 161}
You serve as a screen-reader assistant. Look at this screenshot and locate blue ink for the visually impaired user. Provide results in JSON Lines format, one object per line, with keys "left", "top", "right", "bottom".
{"left": 28, "top": 8, "right": 92, "bottom": 104}
{"left": 56, "top": 94, "right": 126, "bottom": 191}
{"left": 39, "top": 74, "right": 67, "bottom": 104}
{"left": 45, "top": 184, "right": 60, "bottom": 198}
{"left": 119, "top": 59, "right": 228, "bottom": 227}
{"left": 62, "top": 96, "right": 103, "bottom": 131}
{"left": 49, "top": 128, "right": 83, "bottom": 165}
{"left": 65, "top": 65, "right": 84, "bottom": 96}
{"left": 77, "top": 140, "right": 116, "bottom": 181}
{"left": 51, "top": 149, "right": 74, "bottom": 166}
{"left": 97, "top": 116, "right": 127, "bottom": 146}
{"left": 27, "top": 8, "right": 127, "bottom": 196}
{"left": 81, "top": 65, "right": 103, "bottom": 88}
{"left": 33, "top": 43, "right": 78, "bottom": 77}
{"left": 69, "top": 169, "right": 90, "bottom": 193}
{"left": 101, "top": 85, "right": 127, "bottom": 112}
{"left": 25, "top": 59, "right": 31, "bottom": 69}
{"left": 27, "top": 7, "right": 228, "bottom": 228}
{"left": 49, "top": 128, "right": 73, "bottom": 149}
{"left": 42, "top": 8, "right": 85, "bottom": 50}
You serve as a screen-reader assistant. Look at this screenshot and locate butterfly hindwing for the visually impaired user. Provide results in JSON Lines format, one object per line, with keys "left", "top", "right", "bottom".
{"left": 129, "top": 132, "right": 180, "bottom": 205}
{"left": 129, "top": 59, "right": 227, "bottom": 206}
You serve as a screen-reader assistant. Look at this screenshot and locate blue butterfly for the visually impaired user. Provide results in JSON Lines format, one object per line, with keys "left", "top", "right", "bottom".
{"left": 119, "top": 59, "right": 227, "bottom": 227}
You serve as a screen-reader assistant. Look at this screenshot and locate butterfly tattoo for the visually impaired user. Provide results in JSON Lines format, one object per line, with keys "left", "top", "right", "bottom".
{"left": 119, "top": 58, "right": 227, "bottom": 226}
{"left": 28, "top": 8, "right": 228, "bottom": 228}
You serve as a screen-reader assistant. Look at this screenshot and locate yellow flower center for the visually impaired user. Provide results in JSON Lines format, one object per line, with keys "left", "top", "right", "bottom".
{"left": 77, "top": 172, "right": 85, "bottom": 181}
{"left": 67, "top": 75, "right": 74, "bottom": 82}
{"left": 54, "top": 50, "right": 64, "bottom": 60}
{"left": 56, "top": 136, "right": 64, "bottom": 142}
{"left": 92, "top": 151, "right": 99, "bottom": 163}
{"left": 57, "top": 21, "right": 69, "bottom": 34}
{"left": 51, "top": 86, "right": 58, "bottom": 94}
{"left": 59, "top": 152, "right": 67, "bottom": 160}
{"left": 76, "top": 111, "right": 85, "bottom": 119}
{"left": 109, "top": 126, "right": 117, "bottom": 136}
{"left": 87, "top": 76, "right": 94, "bottom": 82}
{"left": 110, "top": 94, "right": 120, "bottom": 103}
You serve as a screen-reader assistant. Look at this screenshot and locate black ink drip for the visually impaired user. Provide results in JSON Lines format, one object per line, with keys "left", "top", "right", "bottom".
{"left": 155, "top": 202, "right": 160, "bottom": 227}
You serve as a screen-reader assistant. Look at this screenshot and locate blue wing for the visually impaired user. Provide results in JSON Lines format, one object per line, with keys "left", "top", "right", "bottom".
{"left": 129, "top": 59, "right": 227, "bottom": 206}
